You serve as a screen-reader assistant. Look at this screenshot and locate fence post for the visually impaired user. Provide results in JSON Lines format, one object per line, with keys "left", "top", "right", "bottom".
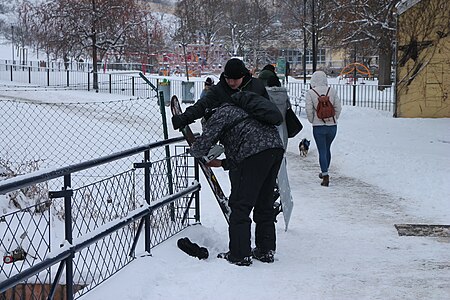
{"left": 47, "top": 68, "right": 50, "bottom": 86}
{"left": 109, "top": 74, "right": 112, "bottom": 93}
{"left": 132, "top": 76, "right": 135, "bottom": 96}
{"left": 143, "top": 150, "right": 151, "bottom": 254}
{"left": 87, "top": 72, "right": 90, "bottom": 92}
{"left": 157, "top": 89, "right": 175, "bottom": 220}
{"left": 63, "top": 174, "right": 74, "bottom": 300}
{"left": 48, "top": 174, "right": 74, "bottom": 300}
{"left": 10, "top": 66, "right": 13, "bottom": 81}
{"left": 194, "top": 160, "right": 200, "bottom": 223}
{"left": 28, "top": 67, "right": 31, "bottom": 84}
{"left": 352, "top": 83, "right": 357, "bottom": 106}
{"left": 67, "top": 70, "right": 70, "bottom": 87}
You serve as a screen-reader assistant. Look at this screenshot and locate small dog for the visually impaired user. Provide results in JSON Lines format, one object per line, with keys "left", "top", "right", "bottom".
{"left": 299, "top": 138, "right": 311, "bottom": 157}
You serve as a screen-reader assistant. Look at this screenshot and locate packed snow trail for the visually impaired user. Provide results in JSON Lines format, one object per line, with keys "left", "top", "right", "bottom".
{"left": 80, "top": 144, "right": 450, "bottom": 300}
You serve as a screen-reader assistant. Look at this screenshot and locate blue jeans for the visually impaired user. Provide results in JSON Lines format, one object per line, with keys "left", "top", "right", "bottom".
{"left": 313, "top": 125, "right": 337, "bottom": 175}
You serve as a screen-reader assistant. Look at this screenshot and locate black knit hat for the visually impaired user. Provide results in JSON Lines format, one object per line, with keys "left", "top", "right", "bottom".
{"left": 205, "top": 77, "right": 214, "bottom": 86}
{"left": 224, "top": 58, "right": 247, "bottom": 79}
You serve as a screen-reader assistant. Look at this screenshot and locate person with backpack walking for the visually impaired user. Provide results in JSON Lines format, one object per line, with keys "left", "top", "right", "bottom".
{"left": 305, "top": 71, "right": 342, "bottom": 186}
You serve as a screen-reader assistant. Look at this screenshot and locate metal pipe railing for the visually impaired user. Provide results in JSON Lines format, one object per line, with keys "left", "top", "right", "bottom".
{"left": 0, "top": 136, "right": 186, "bottom": 195}
{"left": 0, "top": 182, "right": 200, "bottom": 294}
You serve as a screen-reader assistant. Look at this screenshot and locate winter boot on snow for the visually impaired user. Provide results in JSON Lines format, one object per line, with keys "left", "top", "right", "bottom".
{"left": 177, "top": 237, "right": 209, "bottom": 260}
{"left": 321, "top": 175, "right": 330, "bottom": 187}
{"left": 217, "top": 251, "right": 252, "bottom": 266}
{"left": 251, "top": 248, "right": 275, "bottom": 263}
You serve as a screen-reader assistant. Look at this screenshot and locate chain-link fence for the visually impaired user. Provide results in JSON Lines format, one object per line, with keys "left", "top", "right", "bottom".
{"left": 0, "top": 61, "right": 206, "bottom": 182}
{"left": 1, "top": 97, "right": 161, "bottom": 162}
{"left": 0, "top": 61, "right": 395, "bottom": 183}
{"left": 1, "top": 140, "right": 198, "bottom": 300}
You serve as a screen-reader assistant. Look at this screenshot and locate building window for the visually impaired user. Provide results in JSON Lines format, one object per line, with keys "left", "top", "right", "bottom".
{"left": 306, "top": 49, "right": 326, "bottom": 64}
{"left": 280, "top": 49, "right": 302, "bottom": 65}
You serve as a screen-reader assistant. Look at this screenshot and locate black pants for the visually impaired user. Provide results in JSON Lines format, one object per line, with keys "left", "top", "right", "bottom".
{"left": 228, "top": 148, "right": 284, "bottom": 259}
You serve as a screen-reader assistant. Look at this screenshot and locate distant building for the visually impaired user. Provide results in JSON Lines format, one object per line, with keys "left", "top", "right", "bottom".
{"left": 395, "top": 0, "right": 450, "bottom": 117}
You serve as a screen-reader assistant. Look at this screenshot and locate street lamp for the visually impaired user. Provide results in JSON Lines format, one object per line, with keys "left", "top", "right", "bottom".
{"left": 311, "top": 0, "right": 317, "bottom": 73}
{"left": 11, "top": 25, "right": 14, "bottom": 64}
{"left": 303, "top": 0, "right": 307, "bottom": 84}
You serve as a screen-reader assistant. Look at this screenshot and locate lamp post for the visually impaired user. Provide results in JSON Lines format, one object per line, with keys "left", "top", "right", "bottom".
{"left": 311, "top": 0, "right": 317, "bottom": 73}
{"left": 11, "top": 25, "right": 14, "bottom": 64}
{"left": 303, "top": 0, "right": 307, "bottom": 84}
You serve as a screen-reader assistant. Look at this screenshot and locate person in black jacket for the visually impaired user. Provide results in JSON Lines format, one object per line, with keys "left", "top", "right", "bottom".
{"left": 190, "top": 95, "right": 284, "bottom": 266}
{"left": 172, "top": 58, "right": 269, "bottom": 130}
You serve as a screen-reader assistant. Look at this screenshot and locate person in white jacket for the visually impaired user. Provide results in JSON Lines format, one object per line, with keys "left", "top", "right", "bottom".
{"left": 305, "top": 71, "right": 342, "bottom": 186}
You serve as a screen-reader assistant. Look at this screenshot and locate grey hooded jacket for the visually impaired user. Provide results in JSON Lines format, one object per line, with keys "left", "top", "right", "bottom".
{"left": 266, "top": 86, "right": 291, "bottom": 149}
{"left": 305, "top": 71, "right": 342, "bottom": 126}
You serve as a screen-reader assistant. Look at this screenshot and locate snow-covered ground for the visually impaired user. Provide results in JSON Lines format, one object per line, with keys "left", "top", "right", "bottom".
{"left": 0, "top": 42, "right": 449, "bottom": 299}
{"left": 4, "top": 89, "right": 445, "bottom": 299}
{"left": 78, "top": 104, "right": 449, "bottom": 300}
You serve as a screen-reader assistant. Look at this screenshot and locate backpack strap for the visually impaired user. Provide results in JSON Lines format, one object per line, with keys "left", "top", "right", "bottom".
{"left": 324, "top": 87, "right": 334, "bottom": 123}
{"left": 311, "top": 87, "right": 330, "bottom": 98}
{"left": 311, "top": 88, "right": 320, "bottom": 97}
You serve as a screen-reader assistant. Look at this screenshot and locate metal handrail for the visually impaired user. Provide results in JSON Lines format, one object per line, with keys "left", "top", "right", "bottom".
{"left": 0, "top": 183, "right": 200, "bottom": 294}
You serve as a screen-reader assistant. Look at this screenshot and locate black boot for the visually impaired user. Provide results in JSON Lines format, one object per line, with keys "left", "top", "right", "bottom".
{"left": 177, "top": 237, "right": 209, "bottom": 260}
{"left": 321, "top": 175, "right": 329, "bottom": 187}
{"left": 217, "top": 251, "right": 252, "bottom": 266}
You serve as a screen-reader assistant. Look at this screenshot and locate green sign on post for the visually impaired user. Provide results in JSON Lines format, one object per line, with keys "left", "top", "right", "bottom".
{"left": 277, "top": 57, "right": 286, "bottom": 84}
{"left": 277, "top": 57, "right": 286, "bottom": 75}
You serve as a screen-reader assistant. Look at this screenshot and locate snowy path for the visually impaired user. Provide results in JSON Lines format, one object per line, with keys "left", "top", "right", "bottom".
{"left": 81, "top": 147, "right": 450, "bottom": 300}
{"left": 283, "top": 150, "right": 449, "bottom": 299}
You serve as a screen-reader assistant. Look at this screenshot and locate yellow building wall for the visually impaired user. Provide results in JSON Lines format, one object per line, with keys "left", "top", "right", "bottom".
{"left": 396, "top": 0, "right": 450, "bottom": 118}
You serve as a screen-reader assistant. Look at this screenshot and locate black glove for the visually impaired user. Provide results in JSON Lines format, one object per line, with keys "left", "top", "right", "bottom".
{"left": 177, "top": 237, "right": 209, "bottom": 260}
{"left": 172, "top": 114, "right": 188, "bottom": 130}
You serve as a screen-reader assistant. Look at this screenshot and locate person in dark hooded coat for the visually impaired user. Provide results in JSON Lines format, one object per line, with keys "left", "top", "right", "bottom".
{"left": 190, "top": 96, "right": 284, "bottom": 266}
{"left": 171, "top": 58, "right": 269, "bottom": 130}
{"left": 258, "top": 64, "right": 277, "bottom": 87}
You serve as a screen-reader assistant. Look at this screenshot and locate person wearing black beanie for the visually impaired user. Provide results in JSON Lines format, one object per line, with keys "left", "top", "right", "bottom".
{"left": 171, "top": 58, "right": 270, "bottom": 130}
{"left": 223, "top": 58, "right": 248, "bottom": 79}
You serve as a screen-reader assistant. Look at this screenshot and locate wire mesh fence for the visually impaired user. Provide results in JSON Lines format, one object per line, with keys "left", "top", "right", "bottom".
{"left": 0, "top": 201, "right": 52, "bottom": 300}
{"left": 1, "top": 145, "right": 198, "bottom": 300}
{"left": 0, "top": 61, "right": 394, "bottom": 181}
{"left": 0, "top": 96, "right": 168, "bottom": 189}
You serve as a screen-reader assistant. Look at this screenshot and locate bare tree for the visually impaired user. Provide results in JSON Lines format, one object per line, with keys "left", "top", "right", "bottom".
{"left": 17, "top": 0, "right": 152, "bottom": 89}
{"left": 332, "top": 0, "right": 400, "bottom": 87}
{"left": 194, "top": 0, "right": 226, "bottom": 64}
{"left": 243, "top": 0, "right": 276, "bottom": 70}
{"left": 175, "top": 0, "right": 226, "bottom": 67}
{"left": 220, "top": 0, "right": 250, "bottom": 57}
